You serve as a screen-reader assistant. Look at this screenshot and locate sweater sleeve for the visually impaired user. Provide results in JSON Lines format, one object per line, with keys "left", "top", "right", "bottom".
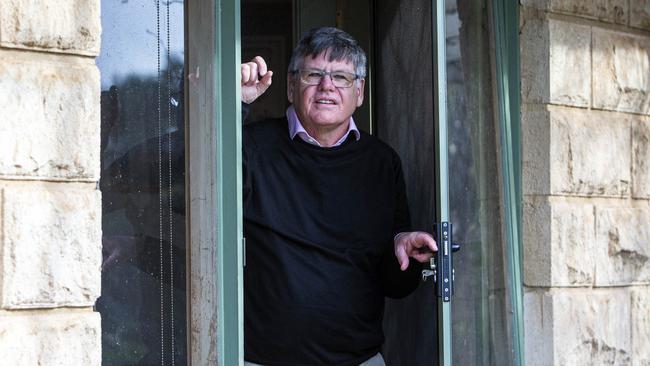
{"left": 380, "top": 246, "right": 421, "bottom": 298}
{"left": 380, "top": 152, "right": 421, "bottom": 298}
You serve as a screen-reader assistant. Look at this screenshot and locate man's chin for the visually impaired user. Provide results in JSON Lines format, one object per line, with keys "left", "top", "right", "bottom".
{"left": 308, "top": 113, "right": 350, "bottom": 126}
{"left": 310, "top": 119, "right": 348, "bottom": 129}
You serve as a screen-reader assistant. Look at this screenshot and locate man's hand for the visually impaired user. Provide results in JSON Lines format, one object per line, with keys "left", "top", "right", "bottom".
{"left": 241, "top": 56, "right": 273, "bottom": 104}
{"left": 394, "top": 231, "right": 438, "bottom": 271}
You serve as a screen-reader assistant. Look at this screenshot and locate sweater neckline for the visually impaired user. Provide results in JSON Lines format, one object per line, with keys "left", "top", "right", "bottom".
{"left": 282, "top": 118, "right": 367, "bottom": 154}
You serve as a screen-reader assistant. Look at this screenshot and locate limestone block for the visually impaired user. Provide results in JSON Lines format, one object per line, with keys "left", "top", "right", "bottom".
{"left": 593, "top": 28, "right": 650, "bottom": 115}
{"left": 524, "top": 288, "right": 633, "bottom": 365}
{"left": 523, "top": 198, "right": 595, "bottom": 287}
{"left": 0, "top": 311, "right": 100, "bottom": 365}
{"left": 549, "top": 107, "right": 631, "bottom": 197}
{"left": 549, "top": 20, "right": 591, "bottom": 107}
{"left": 595, "top": 207, "right": 650, "bottom": 285}
{"left": 630, "top": 0, "right": 650, "bottom": 30}
{"left": 631, "top": 287, "right": 650, "bottom": 366}
{"left": 633, "top": 117, "right": 650, "bottom": 198}
{"left": 553, "top": 289, "right": 631, "bottom": 365}
{"left": 593, "top": 0, "right": 627, "bottom": 24}
{"left": 523, "top": 106, "right": 632, "bottom": 197}
{"left": 0, "top": 0, "right": 100, "bottom": 55}
{"left": 523, "top": 199, "right": 552, "bottom": 286}
{"left": 524, "top": 290, "right": 554, "bottom": 366}
{"left": 520, "top": 18, "right": 591, "bottom": 107}
{"left": 521, "top": 18, "right": 550, "bottom": 105}
{"left": 0, "top": 56, "right": 100, "bottom": 181}
{"left": 521, "top": 0, "right": 627, "bottom": 24}
{"left": 0, "top": 185, "right": 102, "bottom": 308}
{"left": 522, "top": 106, "right": 551, "bottom": 196}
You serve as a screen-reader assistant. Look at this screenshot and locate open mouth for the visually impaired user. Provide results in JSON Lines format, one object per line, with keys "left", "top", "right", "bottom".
{"left": 315, "top": 98, "right": 337, "bottom": 105}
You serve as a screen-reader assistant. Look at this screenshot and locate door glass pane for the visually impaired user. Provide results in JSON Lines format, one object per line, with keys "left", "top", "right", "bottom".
{"left": 96, "top": 1, "right": 187, "bottom": 365}
{"left": 446, "top": 0, "right": 515, "bottom": 364}
{"left": 375, "top": 0, "right": 438, "bottom": 364}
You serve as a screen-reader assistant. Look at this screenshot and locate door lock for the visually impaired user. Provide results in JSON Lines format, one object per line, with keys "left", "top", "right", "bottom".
{"left": 421, "top": 258, "right": 436, "bottom": 282}
{"left": 421, "top": 222, "right": 461, "bottom": 302}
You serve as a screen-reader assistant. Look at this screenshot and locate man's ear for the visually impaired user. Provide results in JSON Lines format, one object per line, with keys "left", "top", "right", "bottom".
{"left": 355, "top": 78, "right": 365, "bottom": 107}
{"left": 287, "top": 75, "right": 294, "bottom": 103}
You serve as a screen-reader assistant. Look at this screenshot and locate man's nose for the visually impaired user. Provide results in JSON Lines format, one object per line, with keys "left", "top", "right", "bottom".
{"left": 318, "top": 74, "right": 336, "bottom": 91}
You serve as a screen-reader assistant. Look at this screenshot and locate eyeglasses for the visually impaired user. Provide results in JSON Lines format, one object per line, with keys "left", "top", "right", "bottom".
{"left": 293, "top": 69, "right": 360, "bottom": 88}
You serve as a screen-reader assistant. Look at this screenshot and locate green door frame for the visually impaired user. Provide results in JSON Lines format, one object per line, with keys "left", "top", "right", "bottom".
{"left": 214, "top": 0, "right": 244, "bottom": 365}
{"left": 203, "top": 1, "right": 524, "bottom": 365}
{"left": 431, "top": 0, "right": 453, "bottom": 365}
{"left": 186, "top": 0, "right": 243, "bottom": 364}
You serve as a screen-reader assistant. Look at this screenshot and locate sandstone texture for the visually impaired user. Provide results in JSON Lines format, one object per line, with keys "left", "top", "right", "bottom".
{"left": 553, "top": 289, "right": 631, "bottom": 365}
{"left": 0, "top": 186, "right": 102, "bottom": 308}
{"left": 0, "top": 0, "right": 104, "bottom": 365}
{"left": 0, "top": 311, "right": 100, "bottom": 365}
{"left": 521, "top": 18, "right": 550, "bottom": 105}
{"left": 520, "top": 18, "right": 591, "bottom": 107}
{"left": 631, "top": 288, "right": 650, "bottom": 366}
{"left": 521, "top": 0, "right": 627, "bottom": 24}
{"left": 593, "top": 28, "right": 650, "bottom": 115}
{"left": 630, "top": 0, "right": 650, "bottom": 30}
{"left": 0, "top": 0, "right": 100, "bottom": 55}
{"left": 523, "top": 198, "right": 595, "bottom": 287}
{"left": 525, "top": 289, "right": 633, "bottom": 366}
{"left": 523, "top": 106, "right": 632, "bottom": 197}
{"left": 0, "top": 56, "right": 100, "bottom": 181}
{"left": 633, "top": 117, "right": 650, "bottom": 198}
{"left": 521, "top": 2, "right": 650, "bottom": 366}
{"left": 521, "top": 106, "right": 551, "bottom": 196}
{"left": 523, "top": 199, "right": 553, "bottom": 285}
{"left": 524, "top": 290, "right": 554, "bottom": 366}
{"left": 550, "top": 107, "right": 631, "bottom": 196}
{"left": 548, "top": 20, "right": 591, "bottom": 107}
{"left": 595, "top": 207, "right": 650, "bottom": 286}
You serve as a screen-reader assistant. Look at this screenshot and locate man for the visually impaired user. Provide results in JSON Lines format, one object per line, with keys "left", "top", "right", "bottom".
{"left": 240, "top": 27, "right": 437, "bottom": 366}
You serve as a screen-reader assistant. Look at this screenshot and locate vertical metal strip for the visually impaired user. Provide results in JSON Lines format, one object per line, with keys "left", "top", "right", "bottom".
{"left": 216, "top": 0, "right": 244, "bottom": 365}
{"left": 491, "top": 1, "right": 525, "bottom": 364}
{"left": 432, "top": 1, "right": 452, "bottom": 366}
{"left": 156, "top": 1, "right": 166, "bottom": 363}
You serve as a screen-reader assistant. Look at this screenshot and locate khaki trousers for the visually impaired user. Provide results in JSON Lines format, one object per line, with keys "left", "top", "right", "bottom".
{"left": 244, "top": 352, "right": 386, "bottom": 366}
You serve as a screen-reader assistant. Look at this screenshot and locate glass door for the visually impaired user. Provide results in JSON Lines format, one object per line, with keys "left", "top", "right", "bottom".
{"left": 378, "top": 0, "right": 520, "bottom": 365}
{"left": 445, "top": 0, "right": 518, "bottom": 364}
{"left": 96, "top": 0, "right": 188, "bottom": 365}
{"left": 236, "top": 0, "right": 521, "bottom": 364}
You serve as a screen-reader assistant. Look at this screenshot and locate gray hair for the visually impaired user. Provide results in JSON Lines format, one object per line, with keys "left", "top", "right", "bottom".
{"left": 288, "top": 27, "right": 367, "bottom": 78}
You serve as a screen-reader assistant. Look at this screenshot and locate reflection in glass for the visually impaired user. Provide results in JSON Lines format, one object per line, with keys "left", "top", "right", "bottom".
{"left": 96, "top": 1, "right": 186, "bottom": 365}
{"left": 446, "top": 0, "right": 515, "bottom": 364}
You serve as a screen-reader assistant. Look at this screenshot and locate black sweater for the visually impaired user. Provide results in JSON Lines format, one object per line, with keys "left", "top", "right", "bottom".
{"left": 243, "top": 117, "right": 420, "bottom": 366}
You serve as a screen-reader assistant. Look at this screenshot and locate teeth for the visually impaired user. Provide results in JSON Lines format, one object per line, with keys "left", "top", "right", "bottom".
{"left": 316, "top": 100, "right": 335, "bottom": 104}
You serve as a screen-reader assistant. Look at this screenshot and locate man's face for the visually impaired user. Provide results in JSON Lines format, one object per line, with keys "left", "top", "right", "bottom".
{"left": 288, "top": 52, "right": 365, "bottom": 132}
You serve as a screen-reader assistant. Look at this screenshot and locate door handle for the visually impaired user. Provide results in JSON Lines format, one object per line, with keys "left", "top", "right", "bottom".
{"left": 421, "top": 222, "right": 460, "bottom": 302}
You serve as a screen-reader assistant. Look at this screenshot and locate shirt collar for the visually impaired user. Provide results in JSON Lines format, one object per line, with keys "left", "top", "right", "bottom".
{"left": 286, "top": 105, "right": 360, "bottom": 147}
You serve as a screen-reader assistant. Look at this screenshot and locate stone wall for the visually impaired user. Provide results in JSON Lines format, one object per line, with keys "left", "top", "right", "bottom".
{"left": 521, "top": 1, "right": 650, "bottom": 365}
{"left": 0, "top": 0, "right": 102, "bottom": 364}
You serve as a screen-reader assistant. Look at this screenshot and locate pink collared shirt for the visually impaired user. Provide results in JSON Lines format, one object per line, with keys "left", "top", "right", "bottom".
{"left": 286, "top": 106, "right": 360, "bottom": 147}
{"left": 286, "top": 106, "right": 405, "bottom": 243}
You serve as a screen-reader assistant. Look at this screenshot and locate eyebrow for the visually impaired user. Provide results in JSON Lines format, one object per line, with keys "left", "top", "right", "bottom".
{"left": 304, "top": 68, "right": 356, "bottom": 74}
